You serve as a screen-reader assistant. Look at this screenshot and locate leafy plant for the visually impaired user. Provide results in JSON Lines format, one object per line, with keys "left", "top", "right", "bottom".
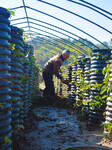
{"left": 4, "top": 136, "right": 12, "bottom": 144}
{"left": 0, "top": 103, "right": 4, "bottom": 109}
{"left": 7, "top": 8, "right": 16, "bottom": 17}
{"left": 101, "top": 123, "right": 112, "bottom": 139}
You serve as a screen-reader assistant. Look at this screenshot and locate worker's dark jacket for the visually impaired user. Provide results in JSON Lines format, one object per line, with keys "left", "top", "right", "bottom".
{"left": 43, "top": 54, "right": 64, "bottom": 80}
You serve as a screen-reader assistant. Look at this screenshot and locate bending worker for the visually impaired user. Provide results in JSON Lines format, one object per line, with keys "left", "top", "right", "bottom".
{"left": 42, "top": 49, "right": 70, "bottom": 96}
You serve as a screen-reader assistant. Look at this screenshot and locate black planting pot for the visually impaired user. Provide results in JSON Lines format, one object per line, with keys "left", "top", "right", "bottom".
{"left": 0, "top": 7, "right": 12, "bottom": 150}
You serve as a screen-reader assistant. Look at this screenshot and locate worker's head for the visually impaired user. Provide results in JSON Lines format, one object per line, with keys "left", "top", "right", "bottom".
{"left": 62, "top": 49, "right": 70, "bottom": 60}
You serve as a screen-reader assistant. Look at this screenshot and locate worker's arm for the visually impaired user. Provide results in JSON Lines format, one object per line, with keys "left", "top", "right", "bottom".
{"left": 53, "top": 60, "right": 70, "bottom": 85}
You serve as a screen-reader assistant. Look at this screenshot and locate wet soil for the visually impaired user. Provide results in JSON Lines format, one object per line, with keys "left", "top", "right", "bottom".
{"left": 16, "top": 94, "right": 112, "bottom": 150}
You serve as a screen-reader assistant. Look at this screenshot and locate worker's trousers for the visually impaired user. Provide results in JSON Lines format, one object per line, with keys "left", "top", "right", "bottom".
{"left": 43, "top": 71, "right": 55, "bottom": 96}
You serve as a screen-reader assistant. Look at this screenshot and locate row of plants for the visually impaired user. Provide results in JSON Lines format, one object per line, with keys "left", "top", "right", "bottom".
{"left": 0, "top": 7, "right": 40, "bottom": 150}
{"left": 54, "top": 50, "right": 112, "bottom": 139}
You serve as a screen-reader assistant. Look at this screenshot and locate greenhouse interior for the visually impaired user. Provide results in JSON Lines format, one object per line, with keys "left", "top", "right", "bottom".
{"left": 0, "top": 0, "right": 112, "bottom": 149}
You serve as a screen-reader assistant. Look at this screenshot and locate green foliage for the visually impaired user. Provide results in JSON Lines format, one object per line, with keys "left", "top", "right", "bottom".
{"left": 87, "top": 51, "right": 93, "bottom": 58}
{"left": 102, "top": 133, "right": 110, "bottom": 139}
{"left": 95, "top": 70, "right": 98, "bottom": 74}
{"left": 101, "top": 123, "right": 112, "bottom": 139}
{"left": 0, "top": 103, "right": 4, "bottom": 109}
{"left": 29, "top": 55, "right": 36, "bottom": 62}
{"left": 102, "top": 54, "right": 110, "bottom": 60}
{"left": 79, "top": 111, "right": 87, "bottom": 121}
{"left": 102, "top": 123, "right": 112, "bottom": 130}
{"left": 0, "top": 136, "right": 12, "bottom": 148}
{"left": 4, "top": 136, "right": 12, "bottom": 143}
{"left": 12, "top": 98, "right": 18, "bottom": 103}
{"left": 81, "top": 57, "right": 86, "bottom": 64}
{"left": 13, "top": 49, "right": 25, "bottom": 57}
{"left": 7, "top": 8, "right": 15, "bottom": 17}
{"left": 57, "top": 53, "right": 111, "bottom": 112}
{"left": 101, "top": 63, "right": 111, "bottom": 96}
{"left": 23, "top": 34, "right": 29, "bottom": 44}
{"left": 10, "top": 43, "right": 15, "bottom": 50}
{"left": 21, "top": 73, "right": 29, "bottom": 84}
{"left": 76, "top": 100, "right": 83, "bottom": 106}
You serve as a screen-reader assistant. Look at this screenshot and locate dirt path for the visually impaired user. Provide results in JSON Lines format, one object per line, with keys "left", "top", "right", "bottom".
{"left": 18, "top": 104, "right": 112, "bottom": 150}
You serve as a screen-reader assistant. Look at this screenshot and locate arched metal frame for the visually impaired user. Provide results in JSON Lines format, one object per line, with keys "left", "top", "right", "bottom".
{"left": 36, "top": 0, "right": 112, "bottom": 34}
{"left": 10, "top": 5, "right": 110, "bottom": 49}
{"left": 67, "top": 0, "right": 112, "bottom": 20}
{"left": 8, "top": 0, "right": 111, "bottom": 58}
{"left": 24, "top": 30, "right": 85, "bottom": 56}
{"left": 12, "top": 21, "right": 95, "bottom": 51}
{"left": 11, "top": 17, "right": 98, "bottom": 49}
{"left": 78, "top": 0, "right": 112, "bottom": 16}
{"left": 22, "top": 25, "right": 91, "bottom": 55}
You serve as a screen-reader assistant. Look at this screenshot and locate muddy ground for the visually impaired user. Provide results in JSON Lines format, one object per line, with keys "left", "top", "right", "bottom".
{"left": 14, "top": 93, "right": 112, "bottom": 150}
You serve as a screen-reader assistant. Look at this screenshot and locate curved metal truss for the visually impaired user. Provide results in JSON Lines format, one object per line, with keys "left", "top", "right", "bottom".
{"left": 0, "top": 0, "right": 112, "bottom": 57}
